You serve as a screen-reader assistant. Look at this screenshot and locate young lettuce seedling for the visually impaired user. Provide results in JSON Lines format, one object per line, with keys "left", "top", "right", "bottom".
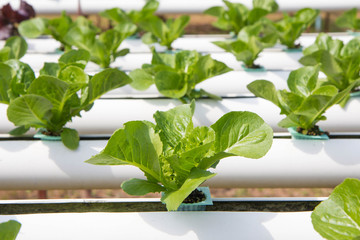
{"left": 312, "top": 178, "right": 360, "bottom": 240}
{"left": 101, "top": 0, "right": 159, "bottom": 37}
{"left": 247, "top": 65, "right": 360, "bottom": 135}
{"left": 129, "top": 48, "right": 232, "bottom": 103}
{"left": 335, "top": 8, "right": 360, "bottom": 32}
{"left": 274, "top": 8, "right": 319, "bottom": 49}
{"left": 86, "top": 102, "right": 273, "bottom": 211}
{"left": 140, "top": 15, "right": 190, "bottom": 51}
{"left": 18, "top": 11, "right": 100, "bottom": 52}
{"left": 6, "top": 49, "right": 132, "bottom": 150}
{"left": 204, "top": 0, "right": 278, "bottom": 37}
{"left": 299, "top": 33, "right": 360, "bottom": 105}
{"left": 213, "top": 19, "right": 277, "bottom": 69}
{"left": 63, "top": 21, "right": 136, "bottom": 68}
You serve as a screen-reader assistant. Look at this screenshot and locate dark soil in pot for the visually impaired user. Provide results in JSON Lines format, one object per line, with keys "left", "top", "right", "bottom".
{"left": 182, "top": 189, "right": 206, "bottom": 204}
{"left": 40, "top": 129, "right": 61, "bottom": 136}
{"left": 296, "top": 125, "right": 329, "bottom": 137}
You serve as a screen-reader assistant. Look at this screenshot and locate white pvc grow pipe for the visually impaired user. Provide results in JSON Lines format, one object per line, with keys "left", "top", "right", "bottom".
{"left": 20, "top": 50, "right": 303, "bottom": 72}
{"left": 104, "top": 70, "right": 290, "bottom": 98}
{"left": 103, "top": 70, "right": 323, "bottom": 98}
{"left": 0, "top": 97, "right": 359, "bottom": 134}
{"left": 3, "top": 0, "right": 359, "bottom": 13}
{"left": 0, "top": 210, "right": 323, "bottom": 240}
{"left": 0, "top": 138, "right": 358, "bottom": 190}
{"left": 5, "top": 33, "right": 354, "bottom": 72}
{"left": 4, "top": 34, "right": 352, "bottom": 54}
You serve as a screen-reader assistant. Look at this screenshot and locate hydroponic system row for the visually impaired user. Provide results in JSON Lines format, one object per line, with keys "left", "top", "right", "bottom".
{"left": 0, "top": 0, "right": 359, "bottom": 239}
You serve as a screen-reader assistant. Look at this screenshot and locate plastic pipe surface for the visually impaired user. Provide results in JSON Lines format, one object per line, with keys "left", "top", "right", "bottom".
{"left": 3, "top": 0, "right": 358, "bottom": 13}
{"left": 1, "top": 97, "right": 359, "bottom": 134}
{"left": 0, "top": 211, "right": 323, "bottom": 240}
{"left": 0, "top": 139, "right": 359, "bottom": 190}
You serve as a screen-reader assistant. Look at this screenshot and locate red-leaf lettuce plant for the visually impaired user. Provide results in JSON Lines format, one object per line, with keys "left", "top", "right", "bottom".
{"left": 312, "top": 178, "right": 360, "bottom": 240}
{"left": 0, "top": 0, "right": 35, "bottom": 40}
{"left": 86, "top": 102, "right": 273, "bottom": 211}
{"left": 213, "top": 19, "right": 277, "bottom": 69}
{"left": 247, "top": 65, "right": 360, "bottom": 135}
{"left": 6, "top": 49, "right": 132, "bottom": 149}
{"left": 204, "top": 0, "right": 278, "bottom": 37}
{"left": 129, "top": 48, "right": 232, "bottom": 103}
{"left": 299, "top": 33, "right": 360, "bottom": 105}
{"left": 274, "top": 8, "right": 319, "bottom": 49}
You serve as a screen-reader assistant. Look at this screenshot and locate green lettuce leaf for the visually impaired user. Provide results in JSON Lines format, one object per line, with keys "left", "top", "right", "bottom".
{"left": 4, "top": 36, "right": 28, "bottom": 60}
{"left": 40, "top": 62, "right": 60, "bottom": 77}
{"left": 211, "top": 111, "right": 273, "bottom": 159}
{"left": 129, "top": 69, "right": 154, "bottom": 90}
{"left": 335, "top": 8, "right": 360, "bottom": 31}
{"left": 0, "top": 220, "right": 21, "bottom": 240}
{"left": 155, "top": 71, "right": 187, "bottom": 99}
{"left": 87, "top": 121, "right": 163, "bottom": 181}
{"left": 18, "top": 17, "right": 48, "bottom": 38}
{"left": 85, "top": 68, "right": 132, "bottom": 105}
{"left": 140, "top": 15, "right": 190, "bottom": 50}
{"left": 161, "top": 168, "right": 216, "bottom": 211}
{"left": 7, "top": 94, "right": 53, "bottom": 129}
{"left": 0, "top": 63, "right": 14, "bottom": 104}
{"left": 61, "top": 128, "right": 79, "bottom": 150}
{"left": 312, "top": 178, "right": 360, "bottom": 240}
{"left": 154, "top": 101, "right": 194, "bottom": 148}
{"left": 58, "top": 49, "right": 90, "bottom": 69}
{"left": 122, "top": 178, "right": 165, "bottom": 195}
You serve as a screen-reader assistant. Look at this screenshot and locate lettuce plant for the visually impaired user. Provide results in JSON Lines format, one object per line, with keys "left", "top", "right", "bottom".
{"left": 129, "top": 48, "right": 232, "bottom": 103}
{"left": 204, "top": 0, "right": 278, "bottom": 36}
{"left": 101, "top": 0, "right": 159, "bottom": 37}
{"left": 0, "top": 0, "right": 35, "bottom": 40}
{"left": 247, "top": 65, "right": 360, "bottom": 134}
{"left": 0, "top": 59, "right": 35, "bottom": 106}
{"left": 140, "top": 15, "right": 190, "bottom": 50}
{"left": 274, "top": 8, "right": 319, "bottom": 49}
{"left": 312, "top": 178, "right": 360, "bottom": 240}
{"left": 0, "top": 36, "right": 27, "bottom": 62}
{"left": 299, "top": 34, "right": 360, "bottom": 104}
{"left": 0, "top": 220, "right": 21, "bottom": 240}
{"left": 86, "top": 102, "right": 273, "bottom": 211}
{"left": 213, "top": 19, "right": 277, "bottom": 69}
{"left": 301, "top": 33, "right": 344, "bottom": 57}
{"left": 335, "top": 8, "right": 360, "bottom": 32}
{"left": 6, "top": 49, "right": 132, "bottom": 149}
{"left": 63, "top": 21, "right": 136, "bottom": 68}
{"left": 0, "top": 38, "right": 34, "bottom": 104}
{"left": 18, "top": 12, "right": 99, "bottom": 51}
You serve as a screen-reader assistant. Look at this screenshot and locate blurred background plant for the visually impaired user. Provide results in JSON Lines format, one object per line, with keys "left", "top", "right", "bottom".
{"left": 0, "top": 0, "right": 35, "bottom": 40}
